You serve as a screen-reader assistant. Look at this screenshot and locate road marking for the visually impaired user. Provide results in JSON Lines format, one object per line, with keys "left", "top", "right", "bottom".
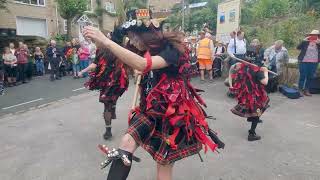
{"left": 2, "top": 98, "right": 44, "bottom": 110}
{"left": 305, "top": 123, "right": 319, "bottom": 128}
{"left": 72, "top": 87, "right": 85, "bottom": 92}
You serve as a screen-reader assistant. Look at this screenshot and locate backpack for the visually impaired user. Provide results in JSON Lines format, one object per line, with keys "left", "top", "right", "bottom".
{"left": 279, "top": 85, "right": 301, "bottom": 99}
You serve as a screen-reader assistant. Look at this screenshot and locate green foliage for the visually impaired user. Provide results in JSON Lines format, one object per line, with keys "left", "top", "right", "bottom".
{"left": 243, "top": 15, "right": 319, "bottom": 48}
{"left": 187, "top": 7, "right": 217, "bottom": 32}
{"left": 252, "top": 0, "right": 290, "bottom": 19}
{"left": 56, "top": 0, "right": 88, "bottom": 19}
{"left": 168, "top": 0, "right": 219, "bottom": 32}
{"left": 0, "top": 0, "right": 7, "bottom": 10}
{"left": 56, "top": 0, "right": 87, "bottom": 39}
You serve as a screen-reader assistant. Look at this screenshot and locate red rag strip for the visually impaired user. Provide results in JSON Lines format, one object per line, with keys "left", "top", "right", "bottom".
{"left": 143, "top": 51, "right": 152, "bottom": 74}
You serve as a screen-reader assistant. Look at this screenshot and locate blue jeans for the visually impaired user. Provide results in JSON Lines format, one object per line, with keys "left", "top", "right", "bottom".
{"left": 35, "top": 60, "right": 45, "bottom": 74}
{"left": 72, "top": 64, "right": 80, "bottom": 76}
{"left": 299, "top": 62, "right": 318, "bottom": 90}
{"left": 79, "top": 60, "right": 89, "bottom": 77}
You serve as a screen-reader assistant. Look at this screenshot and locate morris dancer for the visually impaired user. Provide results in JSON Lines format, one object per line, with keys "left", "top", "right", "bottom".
{"left": 229, "top": 58, "right": 269, "bottom": 141}
{"left": 83, "top": 9, "right": 224, "bottom": 180}
{"left": 79, "top": 30, "right": 129, "bottom": 140}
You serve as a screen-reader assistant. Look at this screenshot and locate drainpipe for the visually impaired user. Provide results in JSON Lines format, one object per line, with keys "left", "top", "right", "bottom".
{"left": 55, "top": 5, "right": 60, "bottom": 35}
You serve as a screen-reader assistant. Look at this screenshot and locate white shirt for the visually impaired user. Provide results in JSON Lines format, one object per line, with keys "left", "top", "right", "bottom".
{"left": 227, "top": 38, "right": 247, "bottom": 55}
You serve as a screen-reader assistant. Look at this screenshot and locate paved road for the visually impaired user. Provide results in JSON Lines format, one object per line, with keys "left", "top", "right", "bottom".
{"left": 0, "top": 78, "right": 320, "bottom": 180}
{"left": 0, "top": 75, "right": 88, "bottom": 117}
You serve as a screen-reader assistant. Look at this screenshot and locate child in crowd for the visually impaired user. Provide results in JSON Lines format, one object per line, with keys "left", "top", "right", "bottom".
{"left": 34, "top": 47, "right": 45, "bottom": 76}
{"left": 72, "top": 48, "right": 80, "bottom": 79}
{"left": 78, "top": 43, "right": 90, "bottom": 77}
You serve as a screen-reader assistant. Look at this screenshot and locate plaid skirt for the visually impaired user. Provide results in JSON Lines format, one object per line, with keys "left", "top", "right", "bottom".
{"left": 99, "top": 85, "right": 126, "bottom": 104}
{"left": 127, "top": 112, "right": 202, "bottom": 165}
{"left": 231, "top": 98, "right": 270, "bottom": 118}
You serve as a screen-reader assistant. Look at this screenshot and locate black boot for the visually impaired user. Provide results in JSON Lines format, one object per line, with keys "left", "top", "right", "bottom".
{"left": 103, "top": 110, "right": 113, "bottom": 140}
{"left": 103, "top": 127, "right": 112, "bottom": 140}
{"left": 106, "top": 149, "right": 133, "bottom": 180}
{"left": 248, "top": 130, "right": 261, "bottom": 141}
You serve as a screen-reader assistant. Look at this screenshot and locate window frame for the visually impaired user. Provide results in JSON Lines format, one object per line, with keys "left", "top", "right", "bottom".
{"left": 105, "top": 2, "right": 116, "bottom": 14}
{"left": 14, "top": 0, "right": 46, "bottom": 7}
{"left": 63, "top": 20, "right": 67, "bottom": 32}
{"left": 85, "top": 0, "right": 93, "bottom": 12}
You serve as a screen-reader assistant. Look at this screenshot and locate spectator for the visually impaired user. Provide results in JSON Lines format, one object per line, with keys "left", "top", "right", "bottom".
{"left": 71, "top": 48, "right": 80, "bottom": 79}
{"left": 227, "top": 31, "right": 247, "bottom": 66}
{"left": 78, "top": 42, "right": 90, "bottom": 78}
{"left": 25, "top": 44, "right": 33, "bottom": 81}
{"left": 247, "top": 39, "right": 265, "bottom": 66}
{"left": 213, "top": 41, "right": 226, "bottom": 77}
{"left": 72, "top": 38, "right": 81, "bottom": 50}
{"left": 3, "top": 47, "right": 17, "bottom": 86}
{"left": 264, "top": 40, "right": 289, "bottom": 79}
{"left": 297, "top": 30, "right": 320, "bottom": 96}
{"left": 88, "top": 38, "right": 97, "bottom": 64}
{"left": 34, "top": 47, "right": 45, "bottom": 76}
{"left": 197, "top": 31, "right": 214, "bottom": 83}
{"left": 46, "top": 40, "right": 62, "bottom": 81}
{"left": 0, "top": 53, "right": 4, "bottom": 95}
{"left": 15, "top": 42, "right": 29, "bottom": 84}
{"left": 9, "top": 42, "right": 16, "bottom": 55}
{"left": 63, "top": 41, "right": 73, "bottom": 75}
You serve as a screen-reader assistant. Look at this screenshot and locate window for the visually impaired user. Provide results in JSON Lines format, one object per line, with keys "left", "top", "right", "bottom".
{"left": 105, "top": 2, "right": 116, "bottom": 14}
{"left": 15, "top": 0, "right": 45, "bottom": 6}
{"left": 63, "top": 20, "right": 67, "bottom": 32}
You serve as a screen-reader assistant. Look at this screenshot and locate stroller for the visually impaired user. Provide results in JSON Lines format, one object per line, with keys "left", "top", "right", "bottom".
{"left": 189, "top": 52, "right": 199, "bottom": 77}
{"left": 213, "top": 54, "right": 227, "bottom": 78}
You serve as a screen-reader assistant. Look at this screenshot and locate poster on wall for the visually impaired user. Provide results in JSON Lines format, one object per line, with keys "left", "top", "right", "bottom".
{"left": 229, "top": 10, "right": 236, "bottom": 22}
{"left": 219, "top": 12, "right": 225, "bottom": 24}
{"left": 216, "top": 0, "right": 241, "bottom": 44}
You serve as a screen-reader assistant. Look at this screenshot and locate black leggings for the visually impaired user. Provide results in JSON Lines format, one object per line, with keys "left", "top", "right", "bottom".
{"left": 247, "top": 116, "right": 259, "bottom": 134}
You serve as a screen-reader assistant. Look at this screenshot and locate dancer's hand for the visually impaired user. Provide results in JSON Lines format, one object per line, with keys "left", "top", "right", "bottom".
{"left": 78, "top": 71, "right": 84, "bottom": 78}
{"left": 260, "top": 66, "right": 268, "bottom": 72}
{"left": 83, "top": 26, "right": 109, "bottom": 47}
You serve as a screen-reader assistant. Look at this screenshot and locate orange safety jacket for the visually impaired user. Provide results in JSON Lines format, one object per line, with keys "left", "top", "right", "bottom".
{"left": 197, "top": 38, "right": 212, "bottom": 60}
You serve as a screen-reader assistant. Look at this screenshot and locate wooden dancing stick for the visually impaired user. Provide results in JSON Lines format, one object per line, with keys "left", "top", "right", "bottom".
{"left": 131, "top": 74, "right": 142, "bottom": 110}
{"left": 231, "top": 56, "right": 278, "bottom": 76}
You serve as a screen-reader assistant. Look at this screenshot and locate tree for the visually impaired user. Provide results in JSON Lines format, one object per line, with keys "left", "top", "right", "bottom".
{"left": 93, "top": 0, "right": 106, "bottom": 30}
{"left": 0, "top": 0, "right": 7, "bottom": 10}
{"left": 56, "top": 0, "right": 88, "bottom": 40}
{"left": 115, "top": 0, "right": 148, "bottom": 25}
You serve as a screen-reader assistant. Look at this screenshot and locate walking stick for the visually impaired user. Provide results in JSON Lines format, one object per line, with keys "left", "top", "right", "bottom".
{"left": 231, "top": 56, "right": 278, "bottom": 76}
{"left": 131, "top": 74, "right": 142, "bottom": 109}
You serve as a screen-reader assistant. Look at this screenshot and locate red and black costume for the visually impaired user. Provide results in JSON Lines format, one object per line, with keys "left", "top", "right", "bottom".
{"left": 230, "top": 62, "right": 269, "bottom": 141}
{"left": 86, "top": 47, "right": 129, "bottom": 140}
{"left": 100, "top": 9, "right": 224, "bottom": 180}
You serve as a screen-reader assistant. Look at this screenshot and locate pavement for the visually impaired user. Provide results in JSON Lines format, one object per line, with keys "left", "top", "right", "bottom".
{"left": 0, "top": 78, "right": 320, "bottom": 180}
{"left": 0, "top": 75, "right": 88, "bottom": 117}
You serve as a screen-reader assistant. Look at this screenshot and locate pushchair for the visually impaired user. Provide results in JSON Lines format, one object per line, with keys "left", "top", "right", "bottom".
{"left": 213, "top": 54, "right": 227, "bottom": 78}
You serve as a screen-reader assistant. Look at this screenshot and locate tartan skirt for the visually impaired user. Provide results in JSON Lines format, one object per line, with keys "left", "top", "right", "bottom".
{"left": 231, "top": 98, "right": 270, "bottom": 118}
{"left": 127, "top": 112, "right": 202, "bottom": 165}
{"left": 99, "top": 85, "right": 126, "bottom": 104}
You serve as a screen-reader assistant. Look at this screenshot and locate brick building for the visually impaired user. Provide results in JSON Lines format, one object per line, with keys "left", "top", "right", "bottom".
{"left": 0, "top": 0, "right": 117, "bottom": 40}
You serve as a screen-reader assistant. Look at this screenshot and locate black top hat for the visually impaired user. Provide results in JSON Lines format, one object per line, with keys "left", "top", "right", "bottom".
{"left": 120, "top": 9, "right": 166, "bottom": 33}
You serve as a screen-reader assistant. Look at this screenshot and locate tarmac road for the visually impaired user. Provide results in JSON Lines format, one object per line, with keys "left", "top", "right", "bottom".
{"left": 0, "top": 78, "right": 320, "bottom": 180}
{"left": 0, "top": 75, "right": 88, "bottom": 117}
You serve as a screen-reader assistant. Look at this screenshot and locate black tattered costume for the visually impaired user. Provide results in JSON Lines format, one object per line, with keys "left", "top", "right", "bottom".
{"left": 96, "top": 9, "right": 224, "bottom": 180}
{"left": 86, "top": 33, "right": 129, "bottom": 140}
{"left": 230, "top": 61, "right": 270, "bottom": 141}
